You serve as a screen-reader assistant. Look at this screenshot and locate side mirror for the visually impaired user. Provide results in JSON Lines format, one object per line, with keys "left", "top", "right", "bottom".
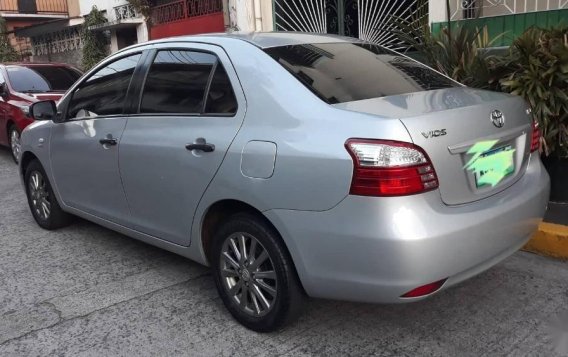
{"left": 30, "top": 100, "right": 57, "bottom": 121}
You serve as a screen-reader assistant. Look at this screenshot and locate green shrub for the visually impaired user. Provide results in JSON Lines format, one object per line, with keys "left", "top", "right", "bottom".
{"left": 81, "top": 6, "right": 109, "bottom": 71}
{"left": 496, "top": 26, "right": 568, "bottom": 158}
{"left": 0, "top": 16, "right": 19, "bottom": 62}
{"left": 389, "top": 0, "right": 500, "bottom": 89}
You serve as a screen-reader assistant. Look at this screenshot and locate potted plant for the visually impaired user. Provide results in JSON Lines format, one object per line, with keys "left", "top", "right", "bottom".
{"left": 497, "top": 26, "right": 568, "bottom": 202}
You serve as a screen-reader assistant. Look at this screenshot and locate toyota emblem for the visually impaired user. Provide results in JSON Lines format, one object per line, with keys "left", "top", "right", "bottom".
{"left": 490, "top": 110, "right": 505, "bottom": 128}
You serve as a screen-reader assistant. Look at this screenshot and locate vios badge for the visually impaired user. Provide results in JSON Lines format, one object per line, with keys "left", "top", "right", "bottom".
{"left": 490, "top": 110, "right": 505, "bottom": 128}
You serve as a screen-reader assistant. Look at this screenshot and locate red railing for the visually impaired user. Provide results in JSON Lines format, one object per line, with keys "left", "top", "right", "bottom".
{"left": 151, "top": 0, "right": 223, "bottom": 25}
{"left": 0, "top": 0, "right": 68, "bottom": 14}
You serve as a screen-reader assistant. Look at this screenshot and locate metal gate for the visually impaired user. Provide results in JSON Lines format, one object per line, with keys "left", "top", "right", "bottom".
{"left": 274, "top": 0, "right": 427, "bottom": 50}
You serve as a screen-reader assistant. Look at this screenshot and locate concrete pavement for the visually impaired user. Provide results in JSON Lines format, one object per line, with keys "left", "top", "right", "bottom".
{"left": 1, "top": 147, "right": 567, "bottom": 356}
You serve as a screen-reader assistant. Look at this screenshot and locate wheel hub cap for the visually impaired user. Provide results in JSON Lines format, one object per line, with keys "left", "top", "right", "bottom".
{"left": 241, "top": 268, "right": 251, "bottom": 282}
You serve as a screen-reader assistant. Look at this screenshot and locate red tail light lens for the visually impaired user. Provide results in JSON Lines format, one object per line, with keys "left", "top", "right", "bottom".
{"left": 401, "top": 278, "right": 447, "bottom": 298}
{"left": 530, "top": 120, "right": 540, "bottom": 152}
{"left": 345, "top": 139, "right": 439, "bottom": 197}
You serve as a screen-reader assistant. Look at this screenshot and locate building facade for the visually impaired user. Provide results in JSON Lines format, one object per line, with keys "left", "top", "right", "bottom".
{"left": 0, "top": 0, "right": 70, "bottom": 60}
{"left": 145, "top": 0, "right": 430, "bottom": 50}
{"left": 14, "top": 0, "right": 149, "bottom": 68}
{"left": 430, "top": 0, "right": 568, "bottom": 46}
{"left": 9, "top": 0, "right": 564, "bottom": 67}
{"left": 8, "top": 0, "right": 445, "bottom": 67}
{"left": 81, "top": 0, "right": 147, "bottom": 52}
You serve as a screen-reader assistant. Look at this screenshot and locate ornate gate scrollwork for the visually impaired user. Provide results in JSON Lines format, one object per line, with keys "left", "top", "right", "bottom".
{"left": 274, "top": 0, "right": 428, "bottom": 51}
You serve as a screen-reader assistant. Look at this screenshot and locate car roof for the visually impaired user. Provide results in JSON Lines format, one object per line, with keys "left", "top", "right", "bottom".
{"left": 199, "top": 32, "right": 360, "bottom": 48}
{"left": 141, "top": 31, "right": 361, "bottom": 49}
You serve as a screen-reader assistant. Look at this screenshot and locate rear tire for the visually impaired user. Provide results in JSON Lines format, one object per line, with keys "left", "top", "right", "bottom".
{"left": 25, "top": 159, "right": 72, "bottom": 230}
{"left": 8, "top": 125, "right": 21, "bottom": 164}
{"left": 211, "top": 212, "right": 305, "bottom": 332}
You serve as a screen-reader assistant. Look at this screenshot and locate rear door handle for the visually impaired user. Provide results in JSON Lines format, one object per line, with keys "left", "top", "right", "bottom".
{"left": 99, "top": 137, "right": 118, "bottom": 146}
{"left": 185, "top": 143, "right": 215, "bottom": 152}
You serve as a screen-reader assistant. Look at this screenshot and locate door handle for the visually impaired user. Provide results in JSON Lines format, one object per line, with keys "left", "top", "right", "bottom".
{"left": 185, "top": 143, "right": 215, "bottom": 152}
{"left": 99, "top": 137, "right": 118, "bottom": 146}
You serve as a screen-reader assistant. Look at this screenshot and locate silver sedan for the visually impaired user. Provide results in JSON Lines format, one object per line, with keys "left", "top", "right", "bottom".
{"left": 19, "top": 32, "right": 550, "bottom": 332}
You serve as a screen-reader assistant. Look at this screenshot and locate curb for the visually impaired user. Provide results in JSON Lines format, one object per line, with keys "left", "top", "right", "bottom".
{"left": 523, "top": 222, "right": 568, "bottom": 259}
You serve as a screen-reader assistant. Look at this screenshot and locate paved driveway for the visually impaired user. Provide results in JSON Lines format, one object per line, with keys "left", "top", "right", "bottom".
{"left": 1, "top": 148, "right": 567, "bottom": 356}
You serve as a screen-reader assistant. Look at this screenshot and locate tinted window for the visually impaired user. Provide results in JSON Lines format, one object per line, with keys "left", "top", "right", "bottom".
{"left": 6, "top": 65, "right": 81, "bottom": 93}
{"left": 204, "top": 65, "right": 237, "bottom": 114}
{"left": 67, "top": 54, "right": 141, "bottom": 118}
{"left": 264, "top": 43, "right": 458, "bottom": 104}
{"left": 140, "top": 50, "right": 216, "bottom": 114}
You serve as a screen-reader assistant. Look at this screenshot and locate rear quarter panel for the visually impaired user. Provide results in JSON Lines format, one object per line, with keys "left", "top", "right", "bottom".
{"left": 194, "top": 41, "right": 413, "bottom": 214}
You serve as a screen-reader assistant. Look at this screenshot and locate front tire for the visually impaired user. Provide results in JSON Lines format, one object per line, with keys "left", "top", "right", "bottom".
{"left": 211, "top": 213, "right": 305, "bottom": 332}
{"left": 8, "top": 125, "right": 21, "bottom": 164}
{"left": 25, "top": 159, "right": 72, "bottom": 230}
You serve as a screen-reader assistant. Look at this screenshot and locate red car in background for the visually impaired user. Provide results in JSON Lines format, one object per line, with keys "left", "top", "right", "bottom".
{"left": 0, "top": 63, "right": 81, "bottom": 163}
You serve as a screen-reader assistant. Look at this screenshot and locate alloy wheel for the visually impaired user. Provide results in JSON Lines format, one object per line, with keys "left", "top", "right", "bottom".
{"left": 10, "top": 128, "right": 21, "bottom": 162}
{"left": 28, "top": 171, "right": 51, "bottom": 220}
{"left": 220, "top": 232, "right": 278, "bottom": 317}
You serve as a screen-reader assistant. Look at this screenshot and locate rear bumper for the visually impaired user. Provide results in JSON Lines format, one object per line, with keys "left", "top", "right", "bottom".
{"left": 264, "top": 154, "right": 550, "bottom": 303}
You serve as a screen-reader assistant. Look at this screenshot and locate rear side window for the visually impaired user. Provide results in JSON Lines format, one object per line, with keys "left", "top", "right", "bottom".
{"left": 205, "top": 65, "right": 237, "bottom": 114}
{"left": 140, "top": 49, "right": 237, "bottom": 115}
{"left": 264, "top": 42, "right": 458, "bottom": 104}
{"left": 67, "top": 54, "right": 141, "bottom": 118}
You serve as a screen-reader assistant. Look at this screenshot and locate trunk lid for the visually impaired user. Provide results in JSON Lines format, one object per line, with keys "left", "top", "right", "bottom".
{"left": 334, "top": 88, "right": 533, "bottom": 205}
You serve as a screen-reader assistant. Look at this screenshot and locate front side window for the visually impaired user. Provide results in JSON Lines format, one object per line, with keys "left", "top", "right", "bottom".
{"left": 140, "top": 49, "right": 237, "bottom": 115}
{"left": 67, "top": 53, "right": 141, "bottom": 119}
{"left": 264, "top": 42, "right": 458, "bottom": 104}
{"left": 6, "top": 65, "right": 81, "bottom": 93}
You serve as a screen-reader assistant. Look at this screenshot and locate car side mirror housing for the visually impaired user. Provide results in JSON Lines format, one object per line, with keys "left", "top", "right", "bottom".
{"left": 30, "top": 100, "right": 57, "bottom": 121}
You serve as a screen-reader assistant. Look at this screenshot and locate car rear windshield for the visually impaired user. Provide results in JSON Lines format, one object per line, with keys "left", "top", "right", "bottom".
{"left": 6, "top": 65, "right": 81, "bottom": 93}
{"left": 264, "top": 42, "right": 459, "bottom": 104}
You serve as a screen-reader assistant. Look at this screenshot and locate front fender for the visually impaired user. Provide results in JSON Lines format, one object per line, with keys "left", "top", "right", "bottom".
{"left": 19, "top": 120, "right": 53, "bottom": 185}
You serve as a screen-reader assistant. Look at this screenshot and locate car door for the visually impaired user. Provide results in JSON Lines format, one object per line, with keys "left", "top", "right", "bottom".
{"left": 119, "top": 44, "right": 245, "bottom": 246}
{"left": 49, "top": 52, "right": 144, "bottom": 224}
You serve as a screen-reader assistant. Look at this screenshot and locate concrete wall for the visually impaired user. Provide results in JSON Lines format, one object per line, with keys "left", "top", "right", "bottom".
{"left": 67, "top": 0, "right": 80, "bottom": 17}
{"left": 79, "top": 0, "right": 126, "bottom": 19}
{"left": 429, "top": 0, "right": 448, "bottom": 23}
{"left": 227, "top": 0, "right": 273, "bottom": 31}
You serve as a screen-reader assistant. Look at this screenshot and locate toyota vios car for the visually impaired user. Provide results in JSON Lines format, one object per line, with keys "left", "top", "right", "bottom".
{"left": 0, "top": 63, "right": 81, "bottom": 163}
{"left": 19, "top": 33, "right": 550, "bottom": 332}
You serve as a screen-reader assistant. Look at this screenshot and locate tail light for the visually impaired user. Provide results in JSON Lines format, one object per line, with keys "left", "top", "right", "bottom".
{"left": 345, "top": 139, "right": 439, "bottom": 197}
{"left": 530, "top": 120, "right": 540, "bottom": 152}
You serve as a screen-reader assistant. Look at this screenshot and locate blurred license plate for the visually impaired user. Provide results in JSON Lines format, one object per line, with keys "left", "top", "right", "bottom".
{"left": 474, "top": 145, "right": 514, "bottom": 188}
